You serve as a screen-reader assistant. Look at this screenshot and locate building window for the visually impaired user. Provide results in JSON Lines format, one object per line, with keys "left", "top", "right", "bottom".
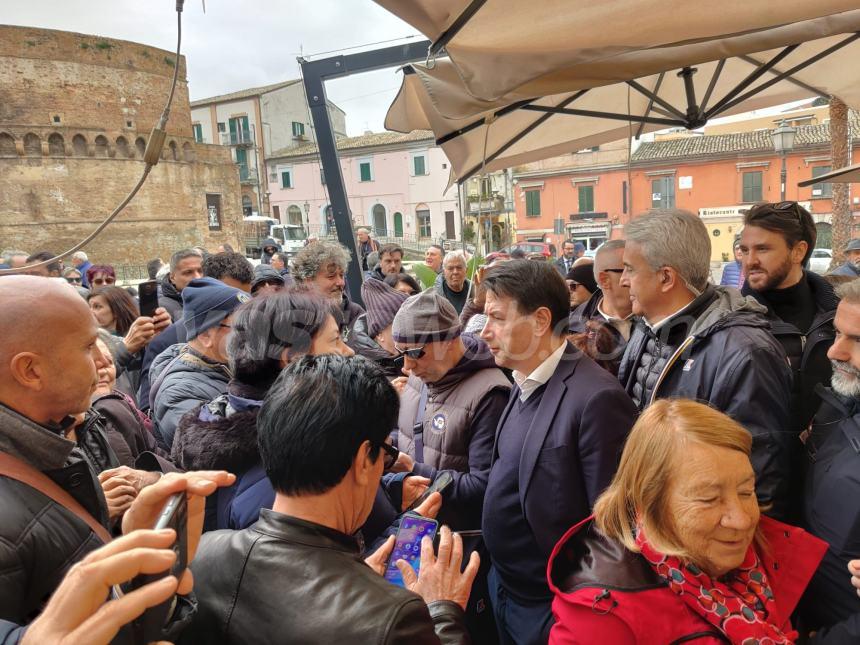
{"left": 578, "top": 185, "right": 595, "bottom": 212}
{"left": 811, "top": 165, "right": 833, "bottom": 198}
{"left": 417, "top": 208, "right": 432, "bottom": 238}
{"left": 292, "top": 121, "right": 305, "bottom": 138}
{"left": 412, "top": 153, "right": 427, "bottom": 176}
{"left": 192, "top": 124, "right": 203, "bottom": 143}
{"left": 651, "top": 176, "right": 675, "bottom": 209}
{"left": 281, "top": 169, "right": 292, "bottom": 189}
{"left": 217, "top": 122, "right": 226, "bottom": 133}
{"left": 742, "top": 171, "right": 763, "bottom": 203}
{"left": 480, "top": 177, "right": 492, "bottom": 198}
{"left": 525, "top": 190, "right": 541, "bottom": 217}
{"left": 359, "top": 159, "right": 373, "bottom": 182}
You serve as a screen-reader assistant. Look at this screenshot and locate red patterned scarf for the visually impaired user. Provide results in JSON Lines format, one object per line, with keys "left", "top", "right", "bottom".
{"left": 635, "top": 528, "right": 795, "bottom": 644}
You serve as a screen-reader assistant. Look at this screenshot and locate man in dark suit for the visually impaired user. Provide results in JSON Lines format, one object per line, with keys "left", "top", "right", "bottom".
{"left": 479, "top": 260, "right": 637, "bottom": 645}
{"left": 553, "top": 239, "right": 577, "bottom": 275}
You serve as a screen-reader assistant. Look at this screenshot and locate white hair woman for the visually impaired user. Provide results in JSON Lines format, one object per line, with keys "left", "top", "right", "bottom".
{"left": 547, "top": 399, "right": 827, "bottom": 644}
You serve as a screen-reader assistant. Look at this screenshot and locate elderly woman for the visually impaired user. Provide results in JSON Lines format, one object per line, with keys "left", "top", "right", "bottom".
{"left": 548, "top": 399, "right": 827, "bottom": 644}
{"left": 85, "top": 264, "right": 117, "bottom": 292}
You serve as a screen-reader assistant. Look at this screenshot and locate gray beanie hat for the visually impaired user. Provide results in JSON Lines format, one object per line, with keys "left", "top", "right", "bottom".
{"left": 392, "top": 289, "right": 461, "bottom": 344}
{"left": 362, "top": 278, "right": 409, "bottom": 338}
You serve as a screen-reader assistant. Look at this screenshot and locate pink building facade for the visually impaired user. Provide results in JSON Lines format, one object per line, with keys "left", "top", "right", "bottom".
{"left": 266, "top": 131, "right": 461, "bottom": 244}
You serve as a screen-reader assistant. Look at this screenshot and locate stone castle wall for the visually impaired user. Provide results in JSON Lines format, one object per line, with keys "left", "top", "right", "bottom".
{"left": 0, "top": 25, "right": 242, "bottom": 267}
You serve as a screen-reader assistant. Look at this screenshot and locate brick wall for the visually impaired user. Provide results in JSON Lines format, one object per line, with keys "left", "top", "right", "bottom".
{"left": 0, "top": 25, "right": 243, "bottom": 265}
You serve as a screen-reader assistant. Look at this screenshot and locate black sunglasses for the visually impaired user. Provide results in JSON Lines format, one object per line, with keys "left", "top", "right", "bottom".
{"left": 750, "top": 201, "right": 803, "bottom": 222}
{"left": 394, "top": 345, "right": 427, "bottom": 360}
{"left": 378, "top": 440, "right": 398, "bottom": 470}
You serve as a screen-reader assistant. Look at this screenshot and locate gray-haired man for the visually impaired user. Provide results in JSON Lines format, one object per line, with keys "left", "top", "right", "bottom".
{"left": 292, "top": 240, "right": 365, "bottom": 328}
{"left": 617, "top": 209, "right": 793, "bottom": 518}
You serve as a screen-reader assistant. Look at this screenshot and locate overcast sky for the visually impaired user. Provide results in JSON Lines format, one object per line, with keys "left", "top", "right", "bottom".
{"left": 3, "top": 0, "right": 421, "bottom": 135}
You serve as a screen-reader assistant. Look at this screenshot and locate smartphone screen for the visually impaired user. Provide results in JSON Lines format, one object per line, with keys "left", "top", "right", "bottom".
{"left": 139, "top": 280, "right": 159, "bottom": 318}
{"left": 383, "top": 514, "right": 438, "bottom": 587}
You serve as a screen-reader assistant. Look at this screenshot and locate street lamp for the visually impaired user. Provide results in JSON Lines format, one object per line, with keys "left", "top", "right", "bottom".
{"left": 303, "top": 201, "right": 310, "bottom": 235}
{"left": 771, "top": 120, "right": 797, "bottom": 201}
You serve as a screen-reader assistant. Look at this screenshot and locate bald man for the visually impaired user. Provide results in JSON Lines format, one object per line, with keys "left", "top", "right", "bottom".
{"left": 0, "top": 276, "right": 234, "bottom": 634}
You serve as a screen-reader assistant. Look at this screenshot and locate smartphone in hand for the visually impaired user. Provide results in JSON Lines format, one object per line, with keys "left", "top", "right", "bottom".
{"left": 130, "top": 492, "right": 187, "bottom": 644}
{"left": 138, "top": 280, "right": 159, "bottom": 318}
{"left": 405, "top": 471, "right": 454, "bottom": 514}
{"left": 384, "top": 513, "right": 439, "bottom": 588}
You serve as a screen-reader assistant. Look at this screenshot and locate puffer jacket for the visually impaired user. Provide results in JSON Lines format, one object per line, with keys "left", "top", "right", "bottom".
{"left": 149, "top": 343, "right": 231, "bottom": 450}
{"left": 397, "top": 334, "right": 510, "bottom": 529}
{"left": 0, "top": 404, "right": 115, "bottom": 625}
{"left": 618, "top": 286, "right": 793, "bottom": 519}
{"left": 346, "top": 313, "right": 403, "bottom": 377}
{"left": 182, "top": 510, "right": 469, "bottom": 644}
{"left": 800, "top": 386, "right": 860, "bottom": 642}
{"left": 743, "top": 270, "right": 838, "bottom": 433}
{"left": 548, "top": 515, "right": 826, "bottom": 645}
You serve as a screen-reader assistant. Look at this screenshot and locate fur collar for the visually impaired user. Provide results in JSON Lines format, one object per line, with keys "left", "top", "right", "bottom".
{"left": 171, "top": 402, "right": 261, "bottom": 472}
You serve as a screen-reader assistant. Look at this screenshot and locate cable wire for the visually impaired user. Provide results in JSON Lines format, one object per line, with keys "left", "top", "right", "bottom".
{"left": 0, "top": 3, "right": 184, "bottom": 275}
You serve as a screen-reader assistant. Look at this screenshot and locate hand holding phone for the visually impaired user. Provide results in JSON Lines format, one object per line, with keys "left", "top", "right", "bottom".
{"left": 138, "top": 280, "right": 159, "bottom": 318}
{"left": 383, "top": 513, "right": 438, "bottom": 588}
{"left": 405, "top": 471, "right": 453, "bottom": 514}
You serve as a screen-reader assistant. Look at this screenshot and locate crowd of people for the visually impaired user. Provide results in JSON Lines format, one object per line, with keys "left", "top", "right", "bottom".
{"left": 1, "top": 200, "right": 860, "bottom": 644}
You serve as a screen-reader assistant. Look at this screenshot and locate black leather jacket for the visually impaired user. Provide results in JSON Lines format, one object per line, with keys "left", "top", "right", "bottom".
{"left": 182, "top": 509, "right": 470, "bottom": 644}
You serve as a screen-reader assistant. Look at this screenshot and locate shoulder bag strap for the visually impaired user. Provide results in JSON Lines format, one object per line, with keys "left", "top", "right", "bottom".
{"left": 0, "top": 451, "right": 112, "bottom": 543}
{"left": 412, "top": 384, "right": 429, "bottom": 463}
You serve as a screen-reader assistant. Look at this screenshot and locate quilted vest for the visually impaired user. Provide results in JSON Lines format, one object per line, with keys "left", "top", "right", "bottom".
{"left": 397, "top": 369, "right": 510, "bottom": 472}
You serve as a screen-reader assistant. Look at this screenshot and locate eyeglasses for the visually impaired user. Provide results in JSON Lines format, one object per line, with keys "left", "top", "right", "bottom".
{"left": 92, "top": 277, "right": 116, "bottom": 285}
{"left": 66, "top": 277, "right": 82, "bottom": 284}
{"left": 750, "top": 201, "right": 804, "bottom": 222}
{"left": 394, "top": 345, "right": 427, "bottom": 360}
{"left": 378, "top": 440, "right": 398, "bottom": 470}
{"left": 566, "top": 281, "right": 581, "bottom": 291}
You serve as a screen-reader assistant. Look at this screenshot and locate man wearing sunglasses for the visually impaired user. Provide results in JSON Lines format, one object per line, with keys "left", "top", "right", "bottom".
{"left": 739, "top": 202, "right": 838, "bottom": 437}
{"left": 391, "top": 290, "right": 510, "bottom": 531}
{"left": 568, "top": 240, "right": 633, "bottom": 376}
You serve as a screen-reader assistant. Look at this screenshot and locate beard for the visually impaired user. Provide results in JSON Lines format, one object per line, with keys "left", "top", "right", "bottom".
{"left": 746, "top": 255, "right": 794, "bottom": 291}
{"left": 831, "top": 359, "right": 860, "bottom": 399}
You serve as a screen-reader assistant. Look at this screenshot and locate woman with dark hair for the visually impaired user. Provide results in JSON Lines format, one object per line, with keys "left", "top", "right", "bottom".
{"left": 88, "top": 286, "right": 138, "bottom": 336}
{"left": 383, "top": 272, "right": 421, "bottom": 296}
{"left": 85, "top": 264, "right": 117, "bottom": 292}
{"left": 171, "top": 289, "right": 356, "bottom": 530}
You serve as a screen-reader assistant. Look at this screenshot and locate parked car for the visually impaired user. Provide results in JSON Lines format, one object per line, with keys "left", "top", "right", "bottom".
{"left": 808, "top": 248, "right": 833, "bottom": 274}
{"left": 496, "top": 242, "right": 558, "bottom": 260}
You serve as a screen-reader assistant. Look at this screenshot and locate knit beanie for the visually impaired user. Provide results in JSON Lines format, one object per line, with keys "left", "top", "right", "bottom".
{"left": 181, "top": 277, "right": 250, "bottom": 339}
{"left": 566, "top": 263, "right": 598, "bottom": 294}
{"left": 392, "top": 289, "right": 461, "bottom": 344}
{"left": 362, "top": 278, "right": 409, "bottom": 339}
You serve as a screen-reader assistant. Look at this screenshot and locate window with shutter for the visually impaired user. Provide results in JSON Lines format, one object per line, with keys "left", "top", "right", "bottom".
{"left": 525, "top": 190, "right": 541, "bottom": 217}
{"left": 742, "top": 171, "right": 763, "bottom": 202}
{"left": 578, "top": 185, "right": 595, "bottom": 212}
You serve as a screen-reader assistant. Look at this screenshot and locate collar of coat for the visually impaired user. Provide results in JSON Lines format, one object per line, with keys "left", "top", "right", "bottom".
{"left": 0, "top": 402, "right": 76, "bottom": 471}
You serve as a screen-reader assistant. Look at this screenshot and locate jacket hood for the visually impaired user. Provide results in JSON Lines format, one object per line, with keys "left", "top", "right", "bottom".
{"left": 261, "top": 238, "right": 278, "bottom": 250}
{"left": 172, "top": 395, "right": 261, "bottom": 472}
{"left": 432, "top": 334, "right": 501, "bottom": 390}
{"left": 687, "top": 285, "right": 771, "bottom": 339}
{"left": 160, "top": 273, "right": 182, "bottom": 303}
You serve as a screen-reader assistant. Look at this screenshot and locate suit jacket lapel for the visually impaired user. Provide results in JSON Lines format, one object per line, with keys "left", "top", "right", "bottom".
{"left": 518, "top": 345, "right": 581, "bottom": 503}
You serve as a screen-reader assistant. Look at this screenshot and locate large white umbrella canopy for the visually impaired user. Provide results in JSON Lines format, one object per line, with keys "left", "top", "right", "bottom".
{"left": 377, "top": 1, "right": 860, "bottom": 181}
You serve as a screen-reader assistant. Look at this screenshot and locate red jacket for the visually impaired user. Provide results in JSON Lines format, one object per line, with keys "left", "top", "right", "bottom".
{"left": 547, "top": 515, "right": 827, "bottom": 644}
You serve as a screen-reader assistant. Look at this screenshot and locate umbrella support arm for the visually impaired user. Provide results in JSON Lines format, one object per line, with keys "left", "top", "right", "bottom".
{"left": 428, "top": 0, "right": 488, "bottom": 59}
{"left": 520, "top": 104, "right": 681, "bottom": 128}
{"left": 299, "top": 40, "right": 432, "bottom": 307}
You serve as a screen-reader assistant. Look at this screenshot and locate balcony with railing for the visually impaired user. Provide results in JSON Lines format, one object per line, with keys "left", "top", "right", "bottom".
{"left": 467, "top": 195, "right": 505, "bottom": 214}
{"left": 221, "top": 130, "right": 255, "bottom": 147}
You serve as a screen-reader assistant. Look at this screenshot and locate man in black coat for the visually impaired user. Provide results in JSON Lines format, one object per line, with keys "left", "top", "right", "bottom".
{"left": 158, "top": 248, "right": 204, "bottom": 322}
{"left": 0, "top": 276, "right": 233, "bottom": 638}
{"left": 740, "top": 201, "right": 838, "bottom": 434}
{"left": 617, "top": 209, "right": 793, "bottom": 519}
{"left": 479, "top": 260, "right": 636, "bottom": 645}
{"left": 799, "top": 280, "right": 860, "bottom": 643}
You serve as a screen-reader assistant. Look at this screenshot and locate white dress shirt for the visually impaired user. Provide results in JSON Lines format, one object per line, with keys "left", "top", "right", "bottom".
{"left": 512, "top": 341, "right": 567, "bottom": 402}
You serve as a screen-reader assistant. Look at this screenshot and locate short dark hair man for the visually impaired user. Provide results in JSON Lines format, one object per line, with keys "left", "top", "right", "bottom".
{"left": 371, "top": 243, "right": 404, "bottom": 280}
{"left": 159, "top": 248, "right": 204, "bottom": 321}
{"left": 740, "top": 201, "right": 838, "bottom": 434}
{"left": 554, "top": 240, "right": 576, "bottom": 275}
{"left": 186, "top": 355, "right": 478, "bottom": 643}
{"left": 799, "top": 279, "right": 860, "bottom": 641}
{"left": 25, "top": 251, "right": 62, "bottom": 277}
{"left": 478, "top": 260, "right": 636, "bottom": 643}
{"left": 147, "top": 257, "right": 163, "bottom": 280}
{"left": 618, "top": 209, "right": 793, "bottom": 518}
{"left": 270, "top": 252, "right": 290, "bottom": 277}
